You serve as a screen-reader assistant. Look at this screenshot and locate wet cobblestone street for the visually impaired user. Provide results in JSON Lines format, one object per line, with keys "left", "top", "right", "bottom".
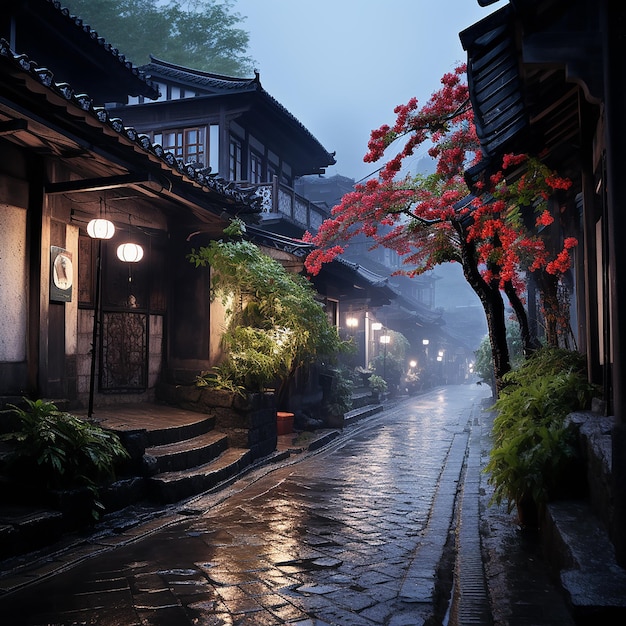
{"left": 0, "top": 384, "right": 490, "bottom": 625}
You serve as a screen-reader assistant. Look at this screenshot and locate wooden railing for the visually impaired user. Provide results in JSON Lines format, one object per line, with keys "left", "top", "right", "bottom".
{"left": 251, "top": 176, "right": 328, "bottom": 233}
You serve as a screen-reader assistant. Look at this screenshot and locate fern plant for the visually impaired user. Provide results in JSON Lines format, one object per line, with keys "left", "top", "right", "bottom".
{"left": 485, "top": 347, "right": 597, "bottom": 519}
{"left": 1, "top": 398, "right": 129, "bottom": 519}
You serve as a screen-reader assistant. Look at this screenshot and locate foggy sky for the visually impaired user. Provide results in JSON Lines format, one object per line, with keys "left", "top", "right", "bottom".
{"left": 235, "top": 0, "right": 504, "bottom": 182}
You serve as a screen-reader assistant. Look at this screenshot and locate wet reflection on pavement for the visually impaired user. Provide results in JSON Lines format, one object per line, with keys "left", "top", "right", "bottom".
{"left": 0, "top": 384, "right": 489, "bottom": 625}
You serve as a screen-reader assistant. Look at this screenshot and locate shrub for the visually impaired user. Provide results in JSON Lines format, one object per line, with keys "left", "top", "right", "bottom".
{"left": 322, "top": 366, "right": 355, "bottom": 416}
{"left": 188, "top": 220, "right": 349, "bottom": 404}
{"left": 1, "top": 398, "right": 129, "bottom": 519}
{"left": 485, "top": 347, "right": 597, "bottom": 517}
{"left": 368, "top": 374, "right": 388, "bottom": 394}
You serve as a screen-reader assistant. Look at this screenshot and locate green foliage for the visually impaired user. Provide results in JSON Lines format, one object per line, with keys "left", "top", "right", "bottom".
{"left": 188, "top": 225, "right": 348, "bottom": 394}
{"left": 369, "top": 329, "right": 409, "bottom": 391}
{"left": 1, "top": 398, "right": 129, "bottom": 519}
{"left": 322, "top": 366, "right": 355, "bottom": 416}
{"left": 368, "top": 375, "right": 388, "bottom": 394}
{"left": 485, "top": 347, "right": 597, "bottom": 514}
{"left": 64, "top": 0, "right": 254, "bottom": 75}
{"left": 474, "top": 322, "right": 525, "bottom": 393}
{"left": 196, "top": 365, "right": 246, "bottom": 396}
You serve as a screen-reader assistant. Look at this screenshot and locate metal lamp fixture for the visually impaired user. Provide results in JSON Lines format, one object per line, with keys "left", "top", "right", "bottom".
{"left": 86, "top": 198, "right": 115, "bottom": 418}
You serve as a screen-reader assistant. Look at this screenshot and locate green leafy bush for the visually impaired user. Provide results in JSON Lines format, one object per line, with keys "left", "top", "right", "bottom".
{"left": 485, "top": 347, "right": 597, "bottom": 517}
{"left": 322, "top": 366, "right": 355, "bottom": 417}
{"left": 1, "top": 398, "right": 129, "bottom": 518}
{"left": 368, "top": 375, "right": 388, "bottom": 394}
{"left": 188, "top": 220, "right": 349, "bottom": 403}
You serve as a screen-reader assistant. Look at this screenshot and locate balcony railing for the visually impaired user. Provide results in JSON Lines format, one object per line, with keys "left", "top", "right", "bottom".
{"left": 251, "top": 176, "right": 328, "bottom": 233}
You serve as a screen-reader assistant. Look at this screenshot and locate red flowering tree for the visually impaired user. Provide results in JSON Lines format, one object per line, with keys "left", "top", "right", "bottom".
{"left": 304, "top": 66, "right": 576, "bottom": 395}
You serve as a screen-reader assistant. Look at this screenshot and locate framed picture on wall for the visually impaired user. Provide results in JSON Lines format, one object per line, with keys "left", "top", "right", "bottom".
{"left": 50, "top": 246, "right": 73, "bottom": 303}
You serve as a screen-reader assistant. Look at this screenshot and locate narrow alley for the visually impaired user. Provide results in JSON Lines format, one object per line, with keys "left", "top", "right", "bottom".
{"left": 0, "top": 385, "right": 568, "bottom": 625}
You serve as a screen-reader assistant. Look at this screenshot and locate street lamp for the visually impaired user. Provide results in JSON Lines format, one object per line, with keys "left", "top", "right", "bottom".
{"left": 380, "top": 333, "right": 391, "bottom": 380}
{"left": 346, "top": 315, "right": 358, "bottom": 328}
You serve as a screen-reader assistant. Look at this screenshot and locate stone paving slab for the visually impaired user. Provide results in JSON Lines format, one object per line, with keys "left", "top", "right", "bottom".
{"left": 0, "top": 386, "right": 592, "bottom": 626}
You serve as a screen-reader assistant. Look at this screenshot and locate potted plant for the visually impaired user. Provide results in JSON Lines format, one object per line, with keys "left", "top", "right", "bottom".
{"left": 485, "top": 347, "right": 597, "bottom": 528}
{"left": 368, "top": 374, "right": 388, "bottom": 402}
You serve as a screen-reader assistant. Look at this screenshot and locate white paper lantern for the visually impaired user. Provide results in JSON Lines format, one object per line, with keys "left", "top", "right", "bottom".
{"left": 86, "top": 218, "right": 115, "bottom": 239}
{"left": 116, "top": 243, "right": 144, "bottom": 263}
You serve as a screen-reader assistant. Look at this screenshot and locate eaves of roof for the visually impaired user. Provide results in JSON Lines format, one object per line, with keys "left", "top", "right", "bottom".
{"left": 144, "top": 57, "right": 258, "bottom": 93}
{"left": 0, "top": 37, "right": 261, "bottom": 216}
{"left": 333, "top": 256, "right": 392, "bottom": 290}
{"left": 21, "top": 0, "right": 159, "bottom": 99}
{"left": 245, "top": 224, "right": 314, "bottom": 258}
{"left": 141, "top": 57, "right": 336, "bottom": 172}
{"left": 460, "top": 0, "right": 591, "bottom": 190}
{"left": 460, "top": 5, "right": 528, "bottom": 163}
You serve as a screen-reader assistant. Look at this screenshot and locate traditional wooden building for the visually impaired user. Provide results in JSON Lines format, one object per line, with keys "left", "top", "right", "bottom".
{"left": 0, "top": 0, "right": 260, "bottom": 412}
{"left": 461, "top": 0, "right": 626, "bottom": 566}
{"left": 110, "top": 57, "right": 410, "bottom": 386}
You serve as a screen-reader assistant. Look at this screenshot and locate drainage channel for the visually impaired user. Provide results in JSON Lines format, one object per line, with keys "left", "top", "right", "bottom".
{"left": 444, "top": 409, "right": 493, "bottom": 626}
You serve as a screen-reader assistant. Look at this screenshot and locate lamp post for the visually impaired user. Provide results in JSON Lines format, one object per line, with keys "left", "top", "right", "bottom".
{"left": 380, "top": 333, "right": 391, "bottom": 381}
{"left": 86, "top": 215, "right": 115, "bottom": 418}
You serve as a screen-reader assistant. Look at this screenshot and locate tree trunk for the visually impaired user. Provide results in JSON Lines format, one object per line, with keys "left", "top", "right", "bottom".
{"left": 504, "top": 280, "right": 538, "bottom": 356}
{"left": 534, "top": 270, "right": 562, "bottom": 348}
{"left": 455, "top": 227, "right": 511, "bottom": 395}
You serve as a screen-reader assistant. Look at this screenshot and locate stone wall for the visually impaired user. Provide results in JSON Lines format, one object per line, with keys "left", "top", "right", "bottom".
{"left": 158, "top": 384, "right": 277, "bottom": 461}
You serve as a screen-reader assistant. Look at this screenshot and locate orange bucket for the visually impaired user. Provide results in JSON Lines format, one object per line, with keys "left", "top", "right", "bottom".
{"left": 276, "top": 411, "right": 294, "bottom": 435}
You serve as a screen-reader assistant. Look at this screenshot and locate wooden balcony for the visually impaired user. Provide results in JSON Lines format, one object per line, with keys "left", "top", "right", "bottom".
{"left": 250, "top": 176, "right": 329, "bottom": 234}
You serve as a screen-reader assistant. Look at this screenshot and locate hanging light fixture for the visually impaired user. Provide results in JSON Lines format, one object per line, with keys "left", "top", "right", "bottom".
{"left": 87, "top": 218, "right": 115, "bottom": 239}
{"left": 116, "top": 214, "right": 144, "bottom": 263}
{"left": 116, "top": 242, "right": 144, "bottom": 263}
{"left": 87, "top": 197, "right": 115, "bottom": 239}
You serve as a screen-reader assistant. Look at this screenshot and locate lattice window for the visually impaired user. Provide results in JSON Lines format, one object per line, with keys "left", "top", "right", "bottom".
{"left": 100, "top": 312, "right": 147, "bottom": 392}
{"left": 153, "top": 127, "right": 206, "bottom": 166}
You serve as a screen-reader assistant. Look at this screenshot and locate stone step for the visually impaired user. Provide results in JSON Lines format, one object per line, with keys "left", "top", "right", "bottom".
{"left": 344, "top": 403, "right": 383, "bottom": 426}
{"left": 145, "top": 415, "right": 215, "bottom": 447}
{"left": 544, "top": 500, "right": 626, "bottom": 623}
{"left": 0, "top": 506, "right": 64, "bottom": 560}
{"left": 145, "top": 431, "right": 229, "bottom": 474}
{"left": 147, "top": 448, "right": 252, "bottom": 504}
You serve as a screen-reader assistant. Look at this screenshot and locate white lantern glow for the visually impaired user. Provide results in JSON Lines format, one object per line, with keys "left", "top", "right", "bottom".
{"left": 87, "top": 218, "right": 115, "bottom": 240}
{"left": 116, "top": 242, "right": 144, "bottom": 263}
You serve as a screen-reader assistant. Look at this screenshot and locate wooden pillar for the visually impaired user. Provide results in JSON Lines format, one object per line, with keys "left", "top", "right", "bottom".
{"left": 602, "top": 0, "right": 626, "bottom": 565}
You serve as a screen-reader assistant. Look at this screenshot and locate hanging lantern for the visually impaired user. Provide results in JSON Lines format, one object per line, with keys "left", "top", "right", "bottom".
{"left": 87, "top": 218, "right": 115, "bottom": 240}
{"left": 116, "top": 242, "right": 144, "bottom": 263}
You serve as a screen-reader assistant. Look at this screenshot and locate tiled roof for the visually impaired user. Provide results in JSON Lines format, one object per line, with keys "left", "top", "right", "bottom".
{"left": 143, "top": 57, "right": 336, "bottom": 170}
{"left": 144, "top": 57, "right": 259, "bottom": 93}
{"left": 35, "top": 0, "right": 159, "bottom": 98}
{"left": 0, "top": 37, "right": 261, "bottom": 213}
{"left": 460, "top": 5, "right": 528, "bottom": 161}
